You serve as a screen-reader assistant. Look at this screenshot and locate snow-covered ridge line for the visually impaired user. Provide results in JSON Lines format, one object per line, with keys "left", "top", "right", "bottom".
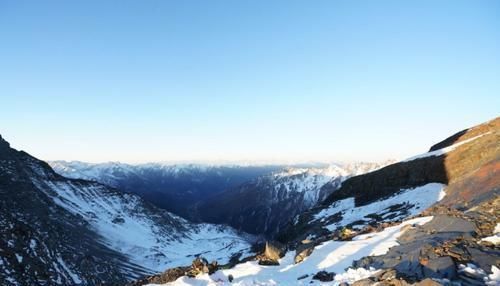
{"left": 403, "top": 132, "right": 490, "bottom": 162}
{"left": 149, "top": 217, "right": 435, "bottom": 286}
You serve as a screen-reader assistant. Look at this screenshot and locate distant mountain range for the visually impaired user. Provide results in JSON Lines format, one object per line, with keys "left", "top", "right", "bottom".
{"left": 49, "top": 161, "right": 283, "bottom": 219}
{"left": 50, "top": 161, "right": 392, "bottom": 237}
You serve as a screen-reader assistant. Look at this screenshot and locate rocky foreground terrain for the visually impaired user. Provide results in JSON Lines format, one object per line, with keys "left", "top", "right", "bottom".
{"left": 132, "top": 117, "right": 499, "bottom": 286}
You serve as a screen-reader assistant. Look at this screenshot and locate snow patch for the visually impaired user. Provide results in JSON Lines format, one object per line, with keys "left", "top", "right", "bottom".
{"left": 458, "top": 263, "right": 500, "bottom": 286}
{"left": 314, "top": 183, "right": 445, "bottom": 231}
{"left": 481, "top": 223, "right": 500, "bottom": 245}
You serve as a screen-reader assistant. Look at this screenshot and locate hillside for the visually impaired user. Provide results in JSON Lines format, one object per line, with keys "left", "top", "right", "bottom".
{"left": 0, "top": 136, "right": 254, "bottom": 285}
{"left": 138, "top": 117, "right": 499, "bottom": 285}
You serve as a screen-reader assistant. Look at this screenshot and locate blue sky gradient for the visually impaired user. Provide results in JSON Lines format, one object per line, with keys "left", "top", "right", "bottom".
{"left": 1, "top": 0, "right": 499, "bottom": 163}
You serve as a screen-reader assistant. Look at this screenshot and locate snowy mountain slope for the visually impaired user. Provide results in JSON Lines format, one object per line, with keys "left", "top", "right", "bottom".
{"left": 49, "top": 160, "right": 390, "bottom": 238}
{"left": 0, "top": 135, "right": 254, "bottom": 286}
{"left": 281, "top": 118, "right": 499, "bottom": 243}
{"left": 138, "top": 117, "right": 500, "bottom": 286}
{"left": 196, "top": 162, "right": 390, "bottom": 237}
{"left": 31, "top": 178, "right": 253, "bottom": 273}
{"left": 49, "top": 161, "right": 282, "bottom": 219}
{"left": 275, "top": 117, "right": 500, "bottom": 284}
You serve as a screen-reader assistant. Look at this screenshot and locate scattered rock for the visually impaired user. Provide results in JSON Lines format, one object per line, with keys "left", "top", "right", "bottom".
{"left": 423, "top": 256, "right": 456, "bottom": 279}
{"left": 297, "top": 274, "right": 308, "bottom": 280}
{"left": 228, "top": 274, "right": 234, "bottom": 282}
{"left": 258, "top": 259, "right": 280, "bottom": 266}
{"left": 378, "top": 269, "right": 397, "bottom": 280}
{"left": 312, "top": 270, "right": 335, "bottom": 282}
{"left": 128, "top": 266, "right": 189, "bottom": 285}
{"left": 414, "top": 279, "right": 442, "bottom": 286}
{"left": 294, "top": 242, "right": 314, "bottom": 264}
{"left": 264, "top": 241, "right": 285, "bottom": 261}
{"left": 352, "top": 278, "right": 376, "bottom": 286}
{"left": 186, "top": 257, "right": 218, "bottom": 277}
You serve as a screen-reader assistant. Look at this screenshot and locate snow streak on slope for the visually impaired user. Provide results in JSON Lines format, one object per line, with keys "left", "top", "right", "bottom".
{"left": 148, "top": 217, "right": 434, "bottom": 286}
{"left": 31, "top": 178, "right": 253, "bottom": 274}
{"left": 403, "top": 133, "right": 489, "bottom": 162}
{"left": 313, "top": 183, "right": 446, "bottom": 231}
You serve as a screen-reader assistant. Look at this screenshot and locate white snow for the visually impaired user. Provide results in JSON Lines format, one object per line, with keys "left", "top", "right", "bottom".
{"left": 267, "top": 162, "right": 391, "bottom": 205}
{"left": 488, "top": 266, "right": 500, "bottom": 286}
{"left": 481, "top": 223, "right": 500, "bottom": 245}
{"left": 148, "top": 217, "right": 433, "bottom": 286}
{"left": 458, "top": 263, "right": 500, "bottom": 286}
{"left": 32, "top": 179, "right": 253, "bottom": 274}
{"left": 314, "top": 183, "right": 445, "bottom": 231}
{"left": 403, "top": 133, "right": 488, "bottom": 162}
{"left": 56, "top": 256, "right": 82, "bottom": 284}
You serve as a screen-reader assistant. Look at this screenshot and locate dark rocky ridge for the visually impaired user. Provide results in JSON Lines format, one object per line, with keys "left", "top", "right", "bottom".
{"left": 0, "top": 135, "right": 143, "bottom": 285}
{"left": 1, "top": 135, "right": 253, "bottom": 286}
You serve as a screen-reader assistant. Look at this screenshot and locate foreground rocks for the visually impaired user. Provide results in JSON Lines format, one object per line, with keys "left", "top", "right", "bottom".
{"left": 257, "top": 241, "right": 286, "bottom": 265}
{"left": 312, "top": 270, "right": 335, "bottom": 282}
{"left": 354, "top": 208, "right": 500, "bottom": 284}
{"left": 127, "top": 257, "right": 218, "bottom": 286}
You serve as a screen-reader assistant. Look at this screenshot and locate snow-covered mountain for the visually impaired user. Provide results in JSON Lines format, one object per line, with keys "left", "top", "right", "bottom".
{"left": 49, "top": 160, "right": 392, "bottom": 237}
{"left": 196, "top": 162, "right": 391, "bottom": 237}
{"left": 137, "top": 117, "right": 500, "bottom": 286}
{"left": 0, "top": 135, "right": 254, "bottom": 285}
{"left": 49, "top": 161, "right": 282, "bottom": 219}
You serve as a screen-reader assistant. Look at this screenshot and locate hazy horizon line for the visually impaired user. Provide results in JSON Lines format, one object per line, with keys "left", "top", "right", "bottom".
{"left": 47, "top": 158, "right": 397, "bottom": 167}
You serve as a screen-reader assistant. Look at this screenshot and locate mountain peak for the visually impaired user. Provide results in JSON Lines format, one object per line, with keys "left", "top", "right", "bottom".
{"left": 0, "top": 134, "right": 11, "bottom": 152}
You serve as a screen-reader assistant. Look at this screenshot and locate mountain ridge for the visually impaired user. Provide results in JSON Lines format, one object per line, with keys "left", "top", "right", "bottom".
{"left": 0, "top": 135, "right": 254, "bottom": 285}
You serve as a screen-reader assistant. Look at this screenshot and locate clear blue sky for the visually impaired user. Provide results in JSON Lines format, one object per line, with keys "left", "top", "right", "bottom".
{"left": 0, "top": 0, "right": 499, "bottom": 163}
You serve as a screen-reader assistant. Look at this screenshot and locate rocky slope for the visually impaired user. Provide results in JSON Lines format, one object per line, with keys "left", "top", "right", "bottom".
{"left": 0, "top": 136, "right": 254, "bottom": 286}
{"left": 281, "top": 117, "right": 499, "bottom": 243}
{"left": 196, "top": 162, "right": 390, "bottom": 237}
{"left": 278, "top": 117, "right": 500, "bottom": 284}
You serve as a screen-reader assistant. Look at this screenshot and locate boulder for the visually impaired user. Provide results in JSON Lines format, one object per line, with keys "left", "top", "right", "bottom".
{"left": 423, "top": 256, "right": 456, "bottom": 280}
{"left": 294, "top": 242, "right": 314, "bottom": 264}
{"left": 264, "top": 241, "right": 285, "bottom": 261}
{"left": 352, "top": 278, "right": 376, "bottom": 286}
{"left": 414, "top": 278, "right": 443, "bottom": 286}
{"left": 187, "top": 257, "right": 218, "bottom": 277}
{"left": 312, "top": 270, "right": 335, "bottom": 282}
